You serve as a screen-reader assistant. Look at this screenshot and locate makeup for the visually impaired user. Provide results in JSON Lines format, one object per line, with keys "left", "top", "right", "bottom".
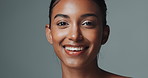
{"left": 63, "top": 45, "right": 88, "bottom": 56}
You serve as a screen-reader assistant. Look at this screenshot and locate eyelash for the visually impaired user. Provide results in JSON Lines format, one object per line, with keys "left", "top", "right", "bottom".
{"left": 56, "top": 20, "right": 96, "bottom": 29}
{"left": 57, "top": 21, "right": 69, "bottom": 26}
{"left": 82, "top": 21, "right": 93, "bottom": 26}
{"left": 81, "top": 21, "right": 96, "bottom": 29}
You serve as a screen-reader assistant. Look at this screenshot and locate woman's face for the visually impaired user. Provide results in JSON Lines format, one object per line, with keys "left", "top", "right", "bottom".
{"left": 46, "top": 0, "right": 109, "bottom": 68}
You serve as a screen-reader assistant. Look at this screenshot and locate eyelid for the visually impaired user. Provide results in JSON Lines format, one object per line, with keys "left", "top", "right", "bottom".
{"left": 82, "top": 20, "right": 91, "bottom": 23}
{"left": 82, "top": 20, "right": 94, "bottom": 25}
{"left": 57, "top": 20, "right": 69, "bottom": 25}
{"left": 56, "top": 20, "right": 69, "bottom": 29}
{"left": 81, "top": 20, "right": 97, "bottom": 29}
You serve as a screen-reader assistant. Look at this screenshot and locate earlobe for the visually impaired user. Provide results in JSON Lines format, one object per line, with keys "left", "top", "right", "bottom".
{"left": 45, "top": 24, "right": 53, "bottom": 44}
{"left": 101, "top": 25, "right": 110, "bottom": 45}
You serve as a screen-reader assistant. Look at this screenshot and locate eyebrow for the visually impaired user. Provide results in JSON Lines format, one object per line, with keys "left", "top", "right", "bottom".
{"left": 54, "top": 14, "right": 70, "bottom": 19}
{"left": 54, "top": 13, "right": 98, "bottom": 19}
{"left": 81, "top": 13, "right": 98, "bottom": 18}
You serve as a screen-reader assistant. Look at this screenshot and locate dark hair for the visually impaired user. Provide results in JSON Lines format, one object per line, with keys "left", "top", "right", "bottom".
{"left": 49, "top": 0, "right": 107, "bottom": 26}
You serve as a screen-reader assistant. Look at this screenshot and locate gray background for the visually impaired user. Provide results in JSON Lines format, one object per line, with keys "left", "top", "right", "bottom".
{"left": 0, "top": 0, "right": 148, "bottom": 78}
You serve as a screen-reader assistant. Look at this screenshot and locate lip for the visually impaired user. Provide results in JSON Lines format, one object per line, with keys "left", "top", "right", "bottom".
{"left": 63, "top": 45, "right": 89, "bottom": 56}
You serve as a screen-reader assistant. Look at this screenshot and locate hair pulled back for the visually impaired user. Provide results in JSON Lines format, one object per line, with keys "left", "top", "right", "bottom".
{"left": 49, "top": 0, "right": 107, "bottom": 26}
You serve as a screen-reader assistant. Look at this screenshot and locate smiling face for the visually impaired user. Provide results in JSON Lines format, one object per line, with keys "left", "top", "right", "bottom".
{"left": 46, "top": 0, "right": 109, "bottom": 68}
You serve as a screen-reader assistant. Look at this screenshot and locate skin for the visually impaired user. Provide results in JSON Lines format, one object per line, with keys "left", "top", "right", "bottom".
{"left": 46, "top": 0, "right": 130, "bottom": 78}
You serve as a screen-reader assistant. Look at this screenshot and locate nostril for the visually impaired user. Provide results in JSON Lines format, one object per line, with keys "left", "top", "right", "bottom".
{"left": 67, "top": 27, "right": 83, "bottom": 41}
{"left": 68, "top": 34, "right": 83, "bottom": 41}
{"left": 79, "top": 35, "right": 83, "bottom": 40}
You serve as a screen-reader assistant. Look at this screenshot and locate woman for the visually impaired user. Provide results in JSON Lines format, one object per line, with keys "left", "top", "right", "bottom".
{"left": 46, "top": 0, "right": 130, "bottom": 78}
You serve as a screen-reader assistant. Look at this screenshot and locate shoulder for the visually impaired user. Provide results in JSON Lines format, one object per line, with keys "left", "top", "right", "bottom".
{"left": 100, "top": 69, "right": 131, "bottom": 78}
{"left": 108, "top": 74, "right": 131, "bottom": 78}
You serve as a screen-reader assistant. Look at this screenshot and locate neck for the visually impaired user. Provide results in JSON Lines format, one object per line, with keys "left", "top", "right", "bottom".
{"left": 61, "top": 58, "right": 103, "bottom": 78}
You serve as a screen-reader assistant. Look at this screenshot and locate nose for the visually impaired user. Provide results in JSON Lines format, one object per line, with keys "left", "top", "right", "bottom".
{"left": 67, "top": 25, "right": 83, "bottom": 42}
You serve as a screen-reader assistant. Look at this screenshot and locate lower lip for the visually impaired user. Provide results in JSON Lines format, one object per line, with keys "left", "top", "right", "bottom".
{"left": 64, "top": 49, "right": 86, "bottom": 56}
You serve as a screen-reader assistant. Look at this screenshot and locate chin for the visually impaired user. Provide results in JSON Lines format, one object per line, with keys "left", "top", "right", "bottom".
{"left": 61, "top": 57, "right": 89, "bottom": 69}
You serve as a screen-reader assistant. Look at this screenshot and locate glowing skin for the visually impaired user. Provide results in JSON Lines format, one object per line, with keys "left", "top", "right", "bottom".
{"left": 48, "top": 0, "right": 103, "bottom": 68}
{"left": 46, "top": 0, "right": 129, "bottom": 78}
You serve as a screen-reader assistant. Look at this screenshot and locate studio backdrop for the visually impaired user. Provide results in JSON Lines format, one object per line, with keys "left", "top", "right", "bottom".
{"left": 0, "top": 0, "right": 148, "bottom": 78}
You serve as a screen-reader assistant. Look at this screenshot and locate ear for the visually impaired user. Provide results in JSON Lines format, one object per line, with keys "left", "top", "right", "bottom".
{"left": 101, "top": 25, "right": 110, "bottom": 45}
{"left": 45, "top": 24, "right": 53, "bottom": 44}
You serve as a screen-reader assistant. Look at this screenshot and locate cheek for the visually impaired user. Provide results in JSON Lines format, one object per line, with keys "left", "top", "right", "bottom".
{"left": 82, "top": 29, "right": 102, "bottom": 63}
{"left": 83, "top": 29, "right": 102, "bottom": 45}
{"left": 51, "top": 27, "right": 67, "bottom": 44}
{"left": 51, "top": 28, "right": 67, "bottom": 58}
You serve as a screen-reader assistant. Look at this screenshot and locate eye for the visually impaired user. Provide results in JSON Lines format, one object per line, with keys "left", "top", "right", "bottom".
{"left": 57, "top": 21, "right": 69, "bottom": 26}
{"left": 81, "top": 20, "right": 96, "bottom": 28}
{"left": 82, "top": 21, "right": 94, "bottom": 26}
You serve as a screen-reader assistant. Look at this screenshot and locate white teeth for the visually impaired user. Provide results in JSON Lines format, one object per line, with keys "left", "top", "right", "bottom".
{"left": 65, "top": 47, "right": 84, "bottom": 51}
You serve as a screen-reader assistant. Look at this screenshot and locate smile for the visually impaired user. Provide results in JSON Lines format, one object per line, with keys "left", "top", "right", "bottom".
{"left": 65, "top": 47, "right": 84, "bottom": 51}
{"left": 63, "top": 45, "right": 89, "bottom": 56}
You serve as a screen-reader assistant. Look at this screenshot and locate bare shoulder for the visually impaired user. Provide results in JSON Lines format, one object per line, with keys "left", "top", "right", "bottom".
{"left": 108, "top": 74, "right": 131, "bottom": 78}
{"left": 100, "top": 69, "right": 131, "bottom": 78}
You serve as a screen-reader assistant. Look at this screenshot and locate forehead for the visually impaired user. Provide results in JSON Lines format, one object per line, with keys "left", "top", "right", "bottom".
{"left": 51, "top": 0, "right": 101, "bottom": 17}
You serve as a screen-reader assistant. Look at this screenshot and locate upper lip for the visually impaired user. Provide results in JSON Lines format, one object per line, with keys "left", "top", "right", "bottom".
{"left": 63, "top": 44, "right": 89, "bottom": 49}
